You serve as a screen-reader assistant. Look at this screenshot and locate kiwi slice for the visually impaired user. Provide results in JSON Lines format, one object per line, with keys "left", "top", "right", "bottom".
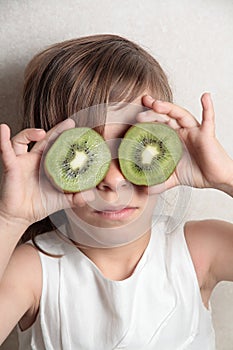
{"left": 44, "top": 128, "right": 111, "bottom": 192}
{"left": 118, "top": 123, "right": 182, "bottom": 186}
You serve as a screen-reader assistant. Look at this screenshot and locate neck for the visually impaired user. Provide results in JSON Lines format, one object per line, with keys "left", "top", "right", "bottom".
{"left": 78, "top": 230, "right": 151, "bottom": 281}
{"left": 64, "top": 208, "right": 154, "bottom": 280}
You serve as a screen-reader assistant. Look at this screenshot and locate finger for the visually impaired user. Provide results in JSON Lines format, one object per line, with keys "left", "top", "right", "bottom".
{"left": 137, "top": 108, "right": 180, "bottom": 130}
{"left": 142, "top": 95, "right": 200, "bottom": 129}
{"left": 11, "top": 128, "right": 46, "bottom": 155}
{"left": 138, "top": 109, "right": 181, "bottom": 130}
{"left": 32, "top": 118, "right": 75, "bottom": 155}
{"left": 0, "top": 124, "right": 16, "bottom": 169}
{"left": 136, "top": 110, "right": 170, "bottom": 123}
{"left": 200, "top": 93, "right": 215, "bottom": 135}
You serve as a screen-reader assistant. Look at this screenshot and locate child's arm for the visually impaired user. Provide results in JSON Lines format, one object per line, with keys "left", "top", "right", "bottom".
{"left": 141, "top": 93, "right": 233, "bottom": 286}
{"left": 185, "top": 219, "right": 233, "bottom": 286}
{"left": 0, "top": 120, "right": 91, "bottom": 343}
{"left": 0, "top": 234, "right": 42, "bottom": 344}
{"left": 0, "top": 124, "right": 45, "bottom": 343}
{"left": 0, "top": 118, "right": 90, "bottom": 278}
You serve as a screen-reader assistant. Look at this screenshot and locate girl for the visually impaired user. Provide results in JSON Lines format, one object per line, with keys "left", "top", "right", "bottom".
{"left": 0, "top": 34, "right": 233, "bottom": 349}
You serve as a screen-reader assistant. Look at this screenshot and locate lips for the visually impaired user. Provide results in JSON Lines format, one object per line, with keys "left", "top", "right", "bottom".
{"left": 94, "top": 206, "right": 138, "bottom": 220}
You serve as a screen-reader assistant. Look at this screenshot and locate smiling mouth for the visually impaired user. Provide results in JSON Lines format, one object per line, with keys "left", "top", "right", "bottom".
{"left": 94, "top": 207, "right": 138, "bottom": 220}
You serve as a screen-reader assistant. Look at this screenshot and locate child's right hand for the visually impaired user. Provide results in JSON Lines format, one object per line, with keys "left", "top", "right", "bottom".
{"left": 0, "top": 119, "right": 93, "bottom": 228}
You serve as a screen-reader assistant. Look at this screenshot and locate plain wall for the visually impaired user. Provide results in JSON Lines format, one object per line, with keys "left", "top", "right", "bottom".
{"left": 0, "top": 0, "right": 233, "bottom": 349}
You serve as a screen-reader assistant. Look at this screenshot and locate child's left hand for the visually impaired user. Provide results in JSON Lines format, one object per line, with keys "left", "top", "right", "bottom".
{"left": 139, "top": 93, "right": 233, "bottom": 194}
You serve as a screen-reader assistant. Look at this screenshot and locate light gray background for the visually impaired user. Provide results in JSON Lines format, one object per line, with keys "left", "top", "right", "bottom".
{"left": 0, "top": 0, "right": 233, "bottom": 349}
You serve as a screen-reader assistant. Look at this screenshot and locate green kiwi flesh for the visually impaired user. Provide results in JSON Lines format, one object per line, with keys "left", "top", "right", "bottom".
{"left": 44, "top": 128, "right": 111, "bottom": 192}
{"left": 118, "top": 123, "right": 183, "bottom": 186}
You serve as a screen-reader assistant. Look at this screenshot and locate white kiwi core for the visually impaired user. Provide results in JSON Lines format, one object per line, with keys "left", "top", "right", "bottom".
{"left": 141, "top": 145, "right": 159, "bottom": 165}
{"left": 70, "top": 151, "right": 88, "bottom": 170}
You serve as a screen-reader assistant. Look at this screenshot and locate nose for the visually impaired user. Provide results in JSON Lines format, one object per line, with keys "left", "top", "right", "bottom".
{"left": 97, "top": 159, "right": 129, "bottom": 192}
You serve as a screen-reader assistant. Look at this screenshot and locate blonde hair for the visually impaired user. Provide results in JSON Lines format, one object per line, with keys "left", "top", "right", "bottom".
{"left": 21, "top": 34, "right": 172, "bottom": 244}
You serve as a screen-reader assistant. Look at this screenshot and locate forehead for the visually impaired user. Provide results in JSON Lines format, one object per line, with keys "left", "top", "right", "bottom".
{"left": 104, "top": 98, "right": 146, "bottom": 140}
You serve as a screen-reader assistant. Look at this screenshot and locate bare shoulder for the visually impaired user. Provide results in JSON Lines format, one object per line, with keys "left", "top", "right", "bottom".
{"left": 14, "top": 244, "right": 42, "bottom": 327}
{"left": 0, "top": 243, "right": 42, "bottom": 334}
{"left": 10, "top": 243, "right": 42, "bottom": 286}
{"left": 184, "top": 219, "right": 233, "bottom": 287}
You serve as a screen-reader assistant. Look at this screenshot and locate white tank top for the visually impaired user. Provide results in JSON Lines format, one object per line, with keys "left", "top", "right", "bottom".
{"left": 18, "top": 217, "right": 215, "bottom": 349}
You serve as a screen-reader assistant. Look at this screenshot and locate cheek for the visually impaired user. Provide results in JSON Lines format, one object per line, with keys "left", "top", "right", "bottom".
{"left": 64, "top": 207, "right": 89, "bottom": 225}
{"left": 135, "top": 186, "right": 157, "bottom": 202}
{"left": 132, "top": 187, "right": 158, "bottom": 216}
{"left": 70, "top": 206, "right": 91, "bottom": 220}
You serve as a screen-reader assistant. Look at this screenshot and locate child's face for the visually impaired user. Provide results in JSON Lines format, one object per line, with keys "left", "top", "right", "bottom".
{"left": 65, "top": 97, "right": 158, "bottom": 244}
